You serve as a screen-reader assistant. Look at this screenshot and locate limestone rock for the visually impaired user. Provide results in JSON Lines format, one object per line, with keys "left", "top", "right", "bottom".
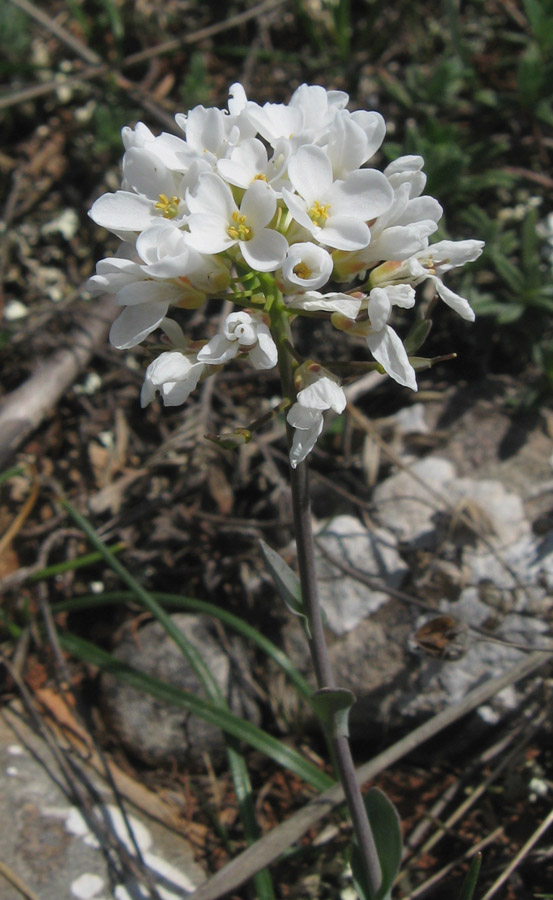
{"left": 372, "top": 456, "right": 456, "bottom": 547}
{"left": 312, "top": 514, "right": 409, "bottom": 635}
{"left": 101, "top": 614, "right": 260, "bottom": 768}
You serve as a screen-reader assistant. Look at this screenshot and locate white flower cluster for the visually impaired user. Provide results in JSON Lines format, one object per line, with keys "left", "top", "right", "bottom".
{"left": 88, "top": 83, "right": 483, "bottom": 468}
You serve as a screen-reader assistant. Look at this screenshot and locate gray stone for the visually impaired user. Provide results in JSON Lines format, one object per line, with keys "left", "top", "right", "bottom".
{"left": 446, "top": 475, "right": 529, "bottom": 548}
{"left": 0, "top": 707, "right": 204, "bottom": 900}
{"left": 101, "top": 614, "right": 261, "bottom": 768}
{"left": 372, "top": 456, "right": 456, "bottom": 547}
{"left": 313, "top": 515, "right": 409, "bottom": 635}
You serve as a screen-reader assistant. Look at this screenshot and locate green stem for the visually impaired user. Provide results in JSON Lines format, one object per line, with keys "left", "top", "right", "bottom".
{"left": 269, "top": 301, "right": 383, "bottom": 897}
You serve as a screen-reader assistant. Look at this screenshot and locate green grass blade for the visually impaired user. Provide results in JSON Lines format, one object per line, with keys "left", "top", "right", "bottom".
{"left": 0, "top": 465, "right": 26, "bottom": 487}
{"left": 53, "top": 591, "right": 312, "bottom": 700}
{"left": 61, "top": 631, "right": 333, "bottom": 792}
{"left": 457, "top": 852, "right": 482, "bottom": 900}
{"left": 30, "top": 544, "right": 125, "bottom": 581}
{"left": 57, "top": 495, "right": 276, "bottom": 897}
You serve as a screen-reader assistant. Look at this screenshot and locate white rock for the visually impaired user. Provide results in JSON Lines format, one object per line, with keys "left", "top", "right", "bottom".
{"left": 447, "top": 476, "right": 529, "bottom": 547}
{"left": 314, "top": 515, "right": 408, "bottom": 635}
{"left": 373, "top": 456, "right": 456, "bottom": 546}
{"left": 71, "top": 872, "right": 105, "bottom": 899}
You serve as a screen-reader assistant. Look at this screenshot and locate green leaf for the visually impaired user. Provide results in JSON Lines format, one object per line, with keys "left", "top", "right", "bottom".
{"left": 457, "top": 852, "right": 482, "bottom": 900}
{"left": 259, "top": 540, "right": 308, "bottom": 630}
{"left": 351, "top": 788, "right": 403, "bottom": 900}
{"left": 490, "top": 251, "right": 525, "bottom": 293}
{"left": 61, "top": 632, "right": 333, "bottom": 793}
{"left": 311, "top": 688, "right": 356, "bottom": 737}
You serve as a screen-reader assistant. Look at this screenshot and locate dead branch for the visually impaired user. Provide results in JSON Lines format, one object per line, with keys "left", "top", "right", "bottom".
{"left": 0, "top": 295, "right": 117, "bottom": 469}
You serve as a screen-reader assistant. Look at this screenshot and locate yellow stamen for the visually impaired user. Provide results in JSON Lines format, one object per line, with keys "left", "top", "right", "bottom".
{"left": 155, "top": 194, "right": 180, "bottom": 219}
{"left": 308, "top": 200, "right": 330, "bottom": 227}
{"left": 293, "top": 261, "right": 312, "bottom": 280}
{"left": 227, "top": 211, "right": 253, "bottom": 242}
{"left": 253, "top": 173, "right": 268, "bottom": 182}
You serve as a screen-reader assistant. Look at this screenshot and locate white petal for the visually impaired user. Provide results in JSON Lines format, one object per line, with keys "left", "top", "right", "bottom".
{"left": 228, "top": 82, "right": 248, "bottom": 115}
{"left": 366, "top": 326, "right": 418, "bottom": 391}
{"left": 162, "top": 365, "right": 204, "bottom": 405}
{"left": 384, "top": 155, "right": 424, "bottom": 176}
{"left": 320, "top": 216, "right": 370, "bottom": 251}
{"left": 241, "top": 228, "right": 288, "bottom": 272}
{"left": 122, "top": 147, "right": 175, "bottom": 198}
{"left": 197, "top": 334, "right": 238, "bottom": 365}
{"left": 288, "top": 291, "right": 363, "bottom": 318}
{"left": 240, "top": 180, "right": 276, "bottom": 228}
{"left": 330, "top": 169, "right": 393, "bottom": 220}
{"left": 368, "top": 288, "right": 392, "bottom": 331}
{"left": 298, "top": 377, "right": 346, "bottom": 413}
{"left": 385, "top": 284, "right": 416, "bottom": 309}
{"left": 152, "top": 133, "right": 196, "bottom": 170}
{"left": 281, "top": 188, "right": 313, "bottom": 233}
{"left": 186, "top": 214, "right": 235, "bottom": 254}
{"left": 116, "top": 280, "right": 185, "bottom": 307}
{"left": 365, "top": 224, "right": 434, "bottom": 262}
{"left": 288, "top": 145, "right": 333, "bottom": 203}
{"left": 147, "top": 351, "right": 193, "bottom": 385}
{"left": 248, "top": 324, "right": 278, "bottom": 369}
{"left": 287, "top": 405, "right": 324, "bottom": 469}
{"left": 350, "top": 110, "right": 386, "bottom": 160}
{"left": 434, "top": 279, "right": 476, "bottom": 322}
{"left": 109, "top": 301, "right": 168, "bottom": 349}
{"left": 400, "top": 196, "right": 443, "bottom": 226}
{"left": 89, "top": 192, "right": 153, "bottom": 233}
{"left": 187, "top": 172, "right": 236, "bottom": 218}
{"left": 428, "top": 239, "right": 485, "bottom": 273}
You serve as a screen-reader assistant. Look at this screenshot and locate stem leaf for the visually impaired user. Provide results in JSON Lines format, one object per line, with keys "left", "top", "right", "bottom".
{"left": 351, "top": 788, "right": 403, "bottom": 900}
{"left": 311, "top": 687, "right": 356, "bottom": 737}
{"left": 259, "top": 539, "right": 309, "bottom": 630}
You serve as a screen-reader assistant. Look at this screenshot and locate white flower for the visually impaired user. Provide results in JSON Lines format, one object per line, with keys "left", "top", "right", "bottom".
{"left": 370, "top": 239, "right": 484, "bottom": 321}
{"left": 365, "top": 286, "right": 417, "bottom": 391}
{"left": 174, "top": 94, "right": 256, "bottom": 167}
{"left": 89, "top": 148, "right": 189, "bottom": 240}
{"left": 187, "top": 173, "right": 288, "bottom": 272}
{"left": 217, "top": 137, "right": 291, "bottom": 195}
{"left": 278, "top": 242, "right": 334, "bottom": 292}
{"left": 90, "top": 223, "right": 231, "bottom": 350}
{"left": 141, "top": 350, "right": 205, "bottom": 407}
{"left": 384, "top": 155, "right": 428, "bottom": 198}
{"left": 244, "top": 99, "right": 307, "bottom": 150}
{"left": 287, "top": 374, "right": 346, "bottom": 468}
{"left": 282, "top": 145, "right": 393, "bottom": 251}
{"left": 197, "top": 311, "right": 278, "bottom": 370}
{"left": 326, "top": 108, "right": 386, "bottom": 179}
{"left": 288, "top": 84, "right": 349, "bottom": 140}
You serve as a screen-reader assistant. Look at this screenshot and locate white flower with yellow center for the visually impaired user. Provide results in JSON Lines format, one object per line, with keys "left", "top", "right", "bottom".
{"left": 278, "top": 242, "right": 333, "bottom": 293}
{"left": 89, "top": 147, "right": 189, "bottom": 241}
{"left": 186, "top": 173, "right": 288, "bottom": 272}
{"left": 217, "top": 138, "right": 291, "bottom": 195}
{"left": 282, "top": 145, "right": 394, "bottom": 251}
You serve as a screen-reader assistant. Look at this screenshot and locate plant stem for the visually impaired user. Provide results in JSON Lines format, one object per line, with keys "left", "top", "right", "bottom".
{"left": 269, "top": 297, "right": 383, "bottom": 896}
{"left": 289, "top": 462, "right": 383, "bottom": 897}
